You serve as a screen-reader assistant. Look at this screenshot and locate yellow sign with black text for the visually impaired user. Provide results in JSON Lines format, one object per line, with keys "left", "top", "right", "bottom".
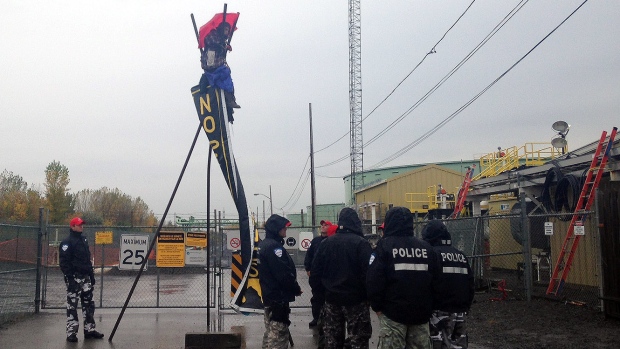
{"left": 156, "top": 231, "right": 185, "bottom": 267}
{"left": 95, "top": 231, "right": 113, "bottom": 245}
{"left": 186, "top": 232, "right": 207, "bottom": 248}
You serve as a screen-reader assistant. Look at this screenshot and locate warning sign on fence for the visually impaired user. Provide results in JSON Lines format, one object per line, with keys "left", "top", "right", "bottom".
{"left": 186, "top": 232, "right": 207, "bottom": 248}
{"left": 95, "top": 231, "right": 113, "bottom": 245}
{"left": 156, "top": 231, "right": 185, "bottom": 267}
{"left": 298, "top": 232, "right": 314, "bottom": 251}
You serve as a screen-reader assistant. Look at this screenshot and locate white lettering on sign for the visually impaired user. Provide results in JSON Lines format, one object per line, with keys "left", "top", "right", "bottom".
{"left": 440, "top": 252, "right": 467, "bottom": 263}
{"left": 392, "top": 248, "right": 428, "bottom": 259}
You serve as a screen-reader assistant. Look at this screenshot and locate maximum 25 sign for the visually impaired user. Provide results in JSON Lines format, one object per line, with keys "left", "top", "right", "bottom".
{"left": 119, "top": 234, "right": 149, "bottom": 270}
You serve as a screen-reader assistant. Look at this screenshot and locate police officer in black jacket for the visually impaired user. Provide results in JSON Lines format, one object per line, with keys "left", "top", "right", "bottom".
{"left": 311, "top": 207, "right": 373, "bottom": 349}
{"left": 367, "top": 207, "right": 440, "bottom": 349}
{"left": 304, "top": 219, "right": 332, "bottom": 327}
{"left": 422, "top": 220, "right": 474, "bottom": 349}
{"left": 258, "top": 214, "right": 302, "bottom": 349}
{"left": 59, "top": 217, "right": 104, "bottom": 342}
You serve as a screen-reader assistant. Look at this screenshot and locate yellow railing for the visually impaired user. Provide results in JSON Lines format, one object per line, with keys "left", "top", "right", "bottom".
{"left": 405, "top": 185, "right": 457, "bottom": 213}
{"left": 473, "top": 142, "right": 566, "bottom": 181}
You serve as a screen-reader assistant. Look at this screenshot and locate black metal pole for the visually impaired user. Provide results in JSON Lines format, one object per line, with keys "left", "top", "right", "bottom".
{"left": 191, "top": 13, "right": 204, "bottom": 55}
{"left": 206, "top": 143, "right": 212, "bottom": 330}
{"left": 309, "top": 103, "right": 317, "bottom": 234}
{"left": 109, "top": 123, "right": 203, "bottom": 342}
{"left": 34, "top": 207, "right": 43, "bottom": 313}
{"left": 99, "top": 244, "right": 105, "bottom": 308}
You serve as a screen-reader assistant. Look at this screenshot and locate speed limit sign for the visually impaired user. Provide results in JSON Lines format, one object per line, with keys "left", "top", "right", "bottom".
{"left": 119, "top": 234, "right": 149, "bottom": 270}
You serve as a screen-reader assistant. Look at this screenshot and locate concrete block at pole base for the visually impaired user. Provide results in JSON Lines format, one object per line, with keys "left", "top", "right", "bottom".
{"left": 185, "top": 333, "right": 243, "bottom": 349}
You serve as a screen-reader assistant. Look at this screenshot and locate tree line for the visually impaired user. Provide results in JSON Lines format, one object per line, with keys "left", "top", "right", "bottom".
{"left": 0, "top": 161, "right": 158, "bottom": 226}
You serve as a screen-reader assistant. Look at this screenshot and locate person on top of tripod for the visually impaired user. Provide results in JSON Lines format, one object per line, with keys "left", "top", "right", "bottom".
{"left": 200, "top": 21, "right": 241, "bottom": 111}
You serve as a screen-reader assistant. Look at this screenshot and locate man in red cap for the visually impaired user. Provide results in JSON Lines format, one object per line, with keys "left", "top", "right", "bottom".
{"left": 59, "top": 217, "right": 104, "bottom": 342}
{"left": 304, "top": 219, "right": 333, "bottom": 327}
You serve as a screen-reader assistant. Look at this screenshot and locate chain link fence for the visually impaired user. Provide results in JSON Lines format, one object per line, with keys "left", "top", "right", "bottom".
{"left": 0, "top": 208, "right": 607, "bottom": 326}
{"left": 0, "top": 223, "right": 40, "bottom": 325}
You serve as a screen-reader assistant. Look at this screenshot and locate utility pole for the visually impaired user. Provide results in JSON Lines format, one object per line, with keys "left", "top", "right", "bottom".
{"left": 269, "top": 185, "right": 273, "bottom": 216}
{"left": 309, "top": 103, "right": 317, "bottom": 233}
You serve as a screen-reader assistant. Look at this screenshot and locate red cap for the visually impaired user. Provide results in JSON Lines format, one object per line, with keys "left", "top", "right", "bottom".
{"left": 378, "top": 223, "right": 384, "bottom": 230}
{"left": 285, "top": 221, "right": 292, "bottom": 227}
{"left": 327, "top": 224, "right": 338, "bottom": 237}
{"left": 320, "top": 220, "right": 332, "bottom": 226}
{"left": 70, "top": 217, "right": 85, "bottom": 227}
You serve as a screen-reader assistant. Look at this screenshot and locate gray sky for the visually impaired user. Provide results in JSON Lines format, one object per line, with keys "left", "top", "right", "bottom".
{"left": 1, "top": 0, "right": 618, "bottom": 221}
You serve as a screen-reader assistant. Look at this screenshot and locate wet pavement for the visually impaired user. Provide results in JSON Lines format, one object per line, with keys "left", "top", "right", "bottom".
{"left": 0, "top": 307, "right": 331, "bottom": 349}
{"left": 0, "top": 307, "right": 490, "bottom": 349}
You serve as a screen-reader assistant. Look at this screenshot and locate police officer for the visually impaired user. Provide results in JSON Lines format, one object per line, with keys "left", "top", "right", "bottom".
{"left": 422, "top": 220, "right": 474, "bottom": 349}
{"left": 311, "top": 207, "right": 373, "bottom": 349}
{"left": 367, "top": 207, "right": 440, "bottom": 349}
{"left": 304, "top": 219, "right": 332, "bottom": 327}
{"left": 59, "top": 217, "right": 104, "bottom": 342}
{"left": 258, "top": 214, "right": 303, "bottom": 349}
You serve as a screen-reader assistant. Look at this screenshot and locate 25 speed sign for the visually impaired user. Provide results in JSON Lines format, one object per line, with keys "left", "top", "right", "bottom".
{"left": 119, "top": 234, "right": 149, "bottom": 270}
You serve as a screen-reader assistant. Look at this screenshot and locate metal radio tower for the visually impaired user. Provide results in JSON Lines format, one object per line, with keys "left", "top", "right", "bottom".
{"left": 348, "top": 0, "right": 363, "bottom": 204}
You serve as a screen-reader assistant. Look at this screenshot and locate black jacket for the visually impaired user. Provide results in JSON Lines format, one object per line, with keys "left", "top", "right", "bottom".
{"left": 304, "top": 235, "right": 326, "bottom": 272}
{"left": 59, "top": 229, "right": 94, "bottom": 278}
{"left": 422, "top": 220, "right": 475, "bottom": 313}
{"left": 429, "top": 244, "right": 474, "bottom": 312}
{"left": 310, "top": 208, "right": 372, "bottom": 306}
{"left": 257, "top": 215, "right": 301, "bottom": 306}
{"left": 367, "top": 207, "right": 440, "bottom": 325}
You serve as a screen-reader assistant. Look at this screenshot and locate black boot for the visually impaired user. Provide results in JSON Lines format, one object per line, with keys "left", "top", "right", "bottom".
{"left": 224, "top": 90, "right": 241, "bottom": 109}
{"left": 84, "top": 330, "right": 104, "bottom": 339}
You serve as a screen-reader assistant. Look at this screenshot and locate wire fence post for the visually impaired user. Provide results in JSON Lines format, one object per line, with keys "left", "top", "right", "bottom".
{"left": 519, "top": 192, "right": 532, "bottom": 301}
{"left": 35, "top": 207, "right": 44, "bottom": 313}
{"left": 100, "top": 244, "right": 105, "bottom": 308}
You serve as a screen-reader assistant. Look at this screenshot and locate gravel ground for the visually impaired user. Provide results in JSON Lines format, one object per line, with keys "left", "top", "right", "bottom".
{"left": 467, "top": 293, "right": 620, "bottom": 349}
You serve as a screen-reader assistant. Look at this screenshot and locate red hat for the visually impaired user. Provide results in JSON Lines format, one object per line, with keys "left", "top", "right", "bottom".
{"left": 327, "top": 224, "right": 338, "bottom": 237}
{"left": 320, "top": 220, "right": 332, "bottom": 226}
{"left": 70, "top": 217, "right": 85, "bottom": 227}
{"left": 378, "top": 223, "right": 385, "bottom": 230}
{"left": 285, "top": 221, "right": 292, "bottom": 227}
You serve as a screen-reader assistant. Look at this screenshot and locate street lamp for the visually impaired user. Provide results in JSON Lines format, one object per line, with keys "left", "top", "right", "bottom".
{"left": 254, "top": 185, "right": 273, "bottom": 216}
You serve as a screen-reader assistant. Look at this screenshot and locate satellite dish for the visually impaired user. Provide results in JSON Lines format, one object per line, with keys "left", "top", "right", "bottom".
{"left": 551, "top": 137, "right": 567, "bottom": 149}
{"left": 552, "top": 121, "right": 569, "bottom": 134}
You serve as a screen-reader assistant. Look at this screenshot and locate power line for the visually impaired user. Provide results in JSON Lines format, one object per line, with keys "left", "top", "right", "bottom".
{"left": 278, "top": 155, "right": 310, "bottom": 211}
{"left": 364, "top": 0, "right": 529, "bottom": 149}
{"left": 370, "top": 0, "right": 589, "bottom": 168}
{"left": 314, "top": 0, "right": 478, "bottom": 156}
{"left": 281, "top": 169, "right": 311, "bottom": 213}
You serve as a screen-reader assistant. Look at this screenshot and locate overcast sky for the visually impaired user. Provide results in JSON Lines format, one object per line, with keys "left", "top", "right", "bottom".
{"left": 1, "top": 0, "right": 618, "bottom": 222}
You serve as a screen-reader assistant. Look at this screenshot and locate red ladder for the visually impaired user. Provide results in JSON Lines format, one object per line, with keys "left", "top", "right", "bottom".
{"left": 450, "top": 165, "right": 476, "bottom": 219}
{"left": 546, "top": 127, "right": 618, "bottom": 296}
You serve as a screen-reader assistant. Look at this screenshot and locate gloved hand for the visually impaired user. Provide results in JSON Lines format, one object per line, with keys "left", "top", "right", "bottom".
{"left": 90, "top": 274, "right": 96, "bottom": 286}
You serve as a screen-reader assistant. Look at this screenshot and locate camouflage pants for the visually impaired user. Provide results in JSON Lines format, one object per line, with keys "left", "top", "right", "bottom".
{"left": 262, "top": 306, "right": 290, "bottom": 349}
{"left": 377, "top": 314, "right": 431, "bottom": 349}
{"left": 429, "top": 311, "right": 468, "bottom": 349}
{"left": 65, "top": 275, "right": 96, "bottom": 337}
{"left": 322, "top": 301, "right": 371, "bottom": 349}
